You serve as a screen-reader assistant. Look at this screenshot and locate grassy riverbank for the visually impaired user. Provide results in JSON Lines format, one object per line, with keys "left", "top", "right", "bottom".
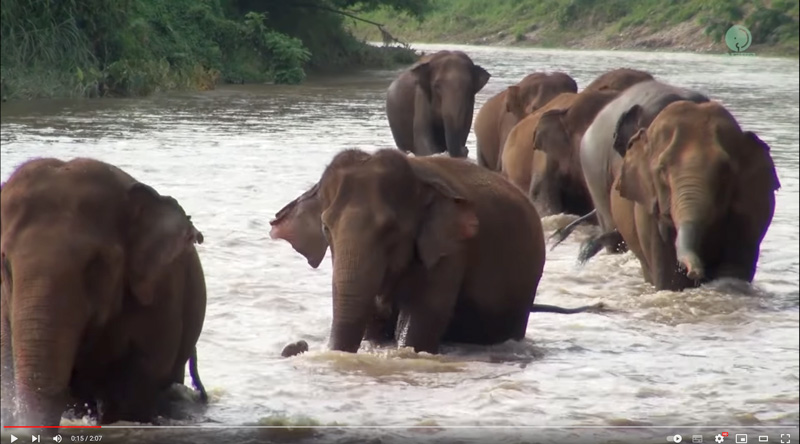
{"left": 349, "top": 0, "right": 799, "bottom": 57}
{"left": 0, "top": 0, "right": 424, "bottom": 100}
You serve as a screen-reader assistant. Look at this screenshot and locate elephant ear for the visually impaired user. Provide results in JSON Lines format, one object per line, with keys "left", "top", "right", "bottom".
{"left": 616, "top": 128, "right": 658, "bottom": 214}
{"left": 731, "top": 131, "right": 781, "bottom": 215}
{"left": 411, "top": 62, "right": 433, "bottom": 99}
{"left": 126, "top": 182, "right": 203, "bottom": 306}
{"left": 613, "top": 104, "right": 644, "bottom": 157}
{"left": 269, "top": 183, "right": 329, "bottom": 269}
{"left": 414, "top": 170, "right": 479, "bottom": 270}
{"left": 505, "top": 86, "right": 527, "bottom": 119}
{"left": 472, "top": 64, "right": 491, "bottom": 94}
{"left": 532, "top": 109, "right": 569, "bottom": 155}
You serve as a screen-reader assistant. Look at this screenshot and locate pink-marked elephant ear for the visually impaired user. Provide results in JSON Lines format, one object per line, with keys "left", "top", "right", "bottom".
{"left": 617, "top": 128, "right": 658, "bottom": 215}
{"left": 269, "top": 183, "right": 328, "bottom": 269}
{"left": 472, "top": 64, "right": 491, "bottom": 94}
{"left": 411, "top": 62, "right": 433, "bottom": 98}
{"left": 414, "top": 171, "right": 479, "bottom": 269}
{"left": 126, "top": 182, "right": 203, "bottom": 306}
{"left": 731, "top": 131, "right": 781, "bottom": 215}
{"left": 613, "top": 104, "right": 644, "bottom": 157}
{"left": 532, "top": 108, "right": 569, "bottom": 155}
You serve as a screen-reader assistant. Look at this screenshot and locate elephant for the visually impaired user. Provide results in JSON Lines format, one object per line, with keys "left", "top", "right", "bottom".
{"left": 500, "top": 92, "right": 578, "bottom": 202}
{"left": 474, "top": 72, "right": 578, "bottom": 170}
{"left": 568, "top": 80, "right": 710, "bottom": 261}
{"left": 0, "top": 157, "right": 209, "bottom": 431}
{"left": 528, "top": 89, "right": 621, "bottom": 217}
{"left": 269, "top": 149, "right": 604, "bottom": 354}
{"left": 611, "top": 100, "right": 780, "bottom": 291}
{"left": 386, "top": 50, "right": 491, "bottom": 158}
{"left": 582, "top": 68, "right": 654, "bottom": 93}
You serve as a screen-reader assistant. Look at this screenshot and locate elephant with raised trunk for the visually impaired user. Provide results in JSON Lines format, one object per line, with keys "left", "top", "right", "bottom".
{"left": 269, "top": 149, "right": 604, "bottom": 354}
{"left": 474, "top": 72, "right": 578, "bottom": 170}
{"left": 557, "top": 80, "right": 710, "bottom": 260}
{"left": 386, "top": 50, "right": 491, "bottom": 158}
{"left": 612, "top": 100, "right": 780, "bottom": 290}
{"left": 1, "top": 158, "right": 209, "bottom": 431}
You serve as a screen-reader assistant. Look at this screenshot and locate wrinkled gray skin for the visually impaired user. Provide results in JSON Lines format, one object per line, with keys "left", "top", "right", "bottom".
{"left": 578, "top": 80, "right": 710, "bottom": 256}
{"left": 386, "top": 50, "right": 491, "bottom": 158}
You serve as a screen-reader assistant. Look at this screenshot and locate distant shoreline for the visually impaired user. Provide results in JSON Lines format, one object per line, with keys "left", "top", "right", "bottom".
{"left": 348, "top": 2, "right": 799, "bottom": 60}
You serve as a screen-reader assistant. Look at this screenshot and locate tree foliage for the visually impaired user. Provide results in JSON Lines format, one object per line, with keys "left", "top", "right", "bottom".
{"left": 0, "top": 0, "right": 428, "bottom": 99}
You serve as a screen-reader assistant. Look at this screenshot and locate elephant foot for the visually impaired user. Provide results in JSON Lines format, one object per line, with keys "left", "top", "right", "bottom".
{"left": 281, "top": 340, "right": 309, "bottom": 358}
{"left": 579, "top": 230, "right": 625, "bottom": 264}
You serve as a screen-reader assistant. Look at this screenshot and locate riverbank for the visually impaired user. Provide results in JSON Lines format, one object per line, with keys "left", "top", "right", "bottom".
{"left": 0, "top": 0, "right": 419, "bottom": 101}
{"left": 348, "top": 0, "right": 799, "bottom": 57}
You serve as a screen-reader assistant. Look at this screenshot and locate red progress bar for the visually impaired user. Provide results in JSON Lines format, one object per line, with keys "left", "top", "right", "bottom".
{"left": 4, "top": 426, "right": 102, "bottom": 428}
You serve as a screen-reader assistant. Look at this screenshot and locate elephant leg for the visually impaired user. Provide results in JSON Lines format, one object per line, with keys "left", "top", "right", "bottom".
{"left": 397, "top": 260, "right": 463, "bottom": 354}
{"left": 412, "top": 89, "right": 441, "bottom": 156}
{"left": 363, "top": 294, "right": 398, "bottom": 346}
{"left": 646, "top": 218, "right": 695, "bottom": 291}
{"left": 716, "top": 214, "right": 761, "bottom": 283}
{"left": 529, "top": 171, "right": 561, "bottom": 217}
{"left": 1, "top": 302, "right": 14, "bottom": 424}
{"left": 99, "top": 362, "right": 161, "bottom": 424}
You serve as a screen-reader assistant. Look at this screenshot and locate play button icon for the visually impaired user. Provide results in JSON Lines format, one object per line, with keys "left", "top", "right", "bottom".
{"left": 10, "top": 435, "right": 17, "bottom": 443}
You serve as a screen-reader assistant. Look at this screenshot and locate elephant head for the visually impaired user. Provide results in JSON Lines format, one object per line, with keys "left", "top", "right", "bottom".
{"left": 0, "top": 158, "right": 202, "bottom": 427}
{"left": 410, "top": 51, "right": 491, "bottom": 157}
{"left": 505, "top": 72, "right": 578, "bottom": 120}
{"left": 269, "top": 149, "right": 372, "bottom": 268}
{"left": 530, "top": 90, "right": 620, "bottom": 214}
{"left": 583, "top": 68, "right": 654, "bottom": 93}
{"left": 273, "top": 149, "right": 478, "bottom": 352}
{"left": 614, "top": 101, "right": 780, "bottom": 283}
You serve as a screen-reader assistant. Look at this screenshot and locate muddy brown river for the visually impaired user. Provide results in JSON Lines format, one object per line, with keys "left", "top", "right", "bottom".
{"left": 1, "top": 44, "right": 798, "bottom": 444}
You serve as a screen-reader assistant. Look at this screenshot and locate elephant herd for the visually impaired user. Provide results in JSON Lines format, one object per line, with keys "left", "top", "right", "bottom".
{"left": 0, "top": 49, "right": 781, "bottom": 432}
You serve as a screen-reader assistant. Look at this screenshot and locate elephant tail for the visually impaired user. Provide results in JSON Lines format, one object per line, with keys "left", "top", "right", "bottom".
{"left": 189, "top": 346, "right": 209, "bottom": 404}
{"left": 531, "top": 302, "right": 609, "bottom": 314}
{"left": 549, "top": 209, "right": 597, "bottom": 251}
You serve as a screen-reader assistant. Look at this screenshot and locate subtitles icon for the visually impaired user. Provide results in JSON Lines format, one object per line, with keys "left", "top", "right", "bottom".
{"left": 693, "top": 435, "right": 704, "bottom": 443}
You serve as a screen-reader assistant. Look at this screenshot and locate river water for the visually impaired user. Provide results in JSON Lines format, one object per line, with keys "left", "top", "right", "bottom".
{"left": 1, "top": 44, "right": 798, "bottom": 444}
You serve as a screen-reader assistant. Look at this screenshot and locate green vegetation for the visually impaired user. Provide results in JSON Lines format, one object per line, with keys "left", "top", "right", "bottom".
{"left": 0, "top": 0, "right": 431, "bottom": 100}
{"left": 349, "top": 0, "right": 799, "bottom": 57}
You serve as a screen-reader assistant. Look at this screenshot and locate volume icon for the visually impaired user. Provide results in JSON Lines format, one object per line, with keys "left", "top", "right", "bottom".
{"left": 53, "top": 436, "right": 63, "bottom": 443}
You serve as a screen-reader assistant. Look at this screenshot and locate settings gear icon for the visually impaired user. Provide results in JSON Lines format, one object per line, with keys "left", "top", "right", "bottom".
{"left": 715, "top": 434, "right": 725, "bottom": 443}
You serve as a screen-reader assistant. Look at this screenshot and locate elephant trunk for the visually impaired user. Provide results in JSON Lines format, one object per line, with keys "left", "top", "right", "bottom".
{"left": 672, "top": 177, "right": 712, "bottom": 281}
{"left": 443, "top": 98, "right": 474, "bottom": 158}
{"left": 675, "top": 222, "right": 705, "bottom": 281}
{"left": 328, "top": 243, "right": 382, "bottom": 353}
{"left": 11, "top": 272, "right": 86, "bottom": 428}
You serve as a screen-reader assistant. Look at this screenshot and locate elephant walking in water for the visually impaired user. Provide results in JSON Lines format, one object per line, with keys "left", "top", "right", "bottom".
{"left": 270, "top": 149, "right": 604, "bottom": 355}
{"left": 474, "top": 71, "right": 578, "bottom": 170}
{"left": 612, "top": 100, "right": 780, "bottom": 290}
{"left": 1, "top": 158, "right": 209, "bottom": 431}
{"left": 554, "top": 80, "right": 710, "bottom": 259}
{"left": 386, "top": 50, "right": 491, "bottom": 158}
